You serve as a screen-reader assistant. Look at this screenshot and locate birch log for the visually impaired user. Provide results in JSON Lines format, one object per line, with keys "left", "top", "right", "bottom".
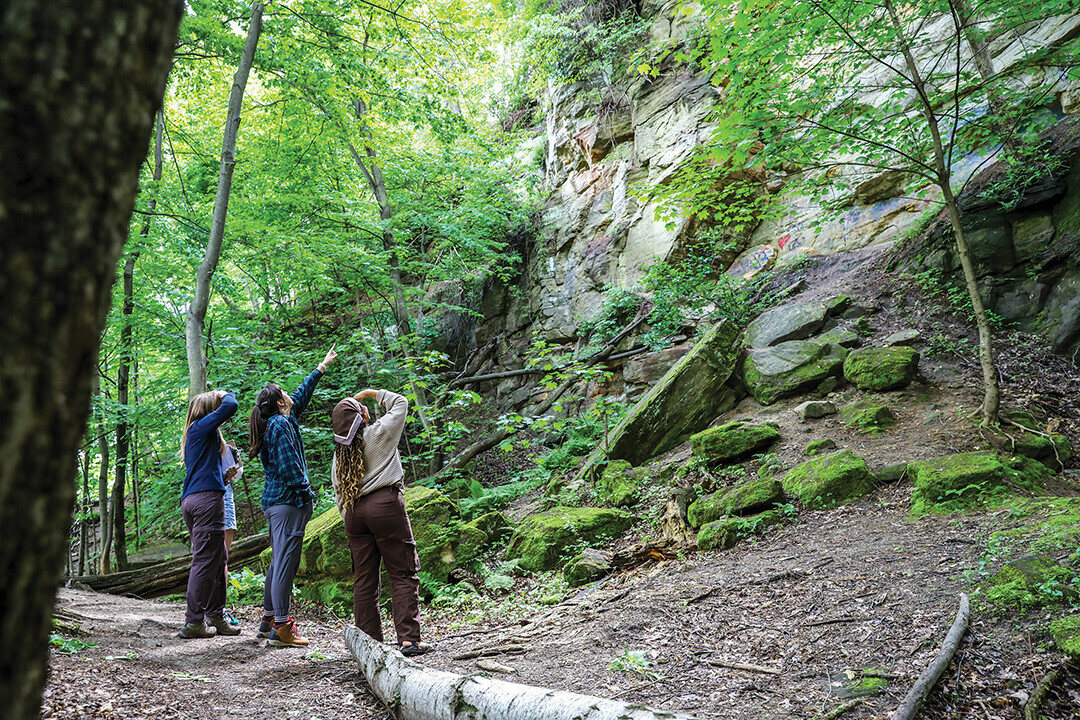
{"left": 344, "top": 626, "right": 700, "bottom": 720}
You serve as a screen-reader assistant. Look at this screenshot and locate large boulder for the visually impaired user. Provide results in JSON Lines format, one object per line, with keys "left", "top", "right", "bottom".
{"left": 908, "top": 452, "right": 1051, "bottom": 513}
{"left": 504, "top": 506, "right": 635, "bottom": 571}
{"left": 743, "top": 340, "right": 847, "bottom": 405}
{"left": 575, "top": 320, "right": 743, "bottom": 474}
{"left": 745, "top": 302, "right": 828, "bottom": 348}
{"left": 843, "top": 346, "right": 919, "bottom": 391}
{"left": 688, "top": 478, "right": 786, "bottom": 528}
{"left": 782, "top": 450, "right": 875, "bottom": 509}
{"left": 690, "top": 422, "right": 781, "bottom": 464}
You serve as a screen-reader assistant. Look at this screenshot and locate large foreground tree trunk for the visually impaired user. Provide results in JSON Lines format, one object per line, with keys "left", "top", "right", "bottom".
{"left": 344, "top": 627, "right": 699, "bottom": 720}
{"left": 0, "top": 3, "right": 183, "bottom": 719}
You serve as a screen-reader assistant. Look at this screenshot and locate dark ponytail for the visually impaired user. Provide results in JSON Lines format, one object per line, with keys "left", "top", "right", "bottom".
{"left": 248, "top": 384, "right": 285, "bottom": 459}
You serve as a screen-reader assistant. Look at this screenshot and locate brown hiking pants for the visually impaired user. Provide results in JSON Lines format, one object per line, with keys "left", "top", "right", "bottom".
{"left": 343, "top": 485, "right": 421, "bottom": 644}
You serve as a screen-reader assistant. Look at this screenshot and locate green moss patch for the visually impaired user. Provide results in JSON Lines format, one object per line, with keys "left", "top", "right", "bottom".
{"left": 981, "top": 554, "right": 1078, "bottom": 612}
{"left": 1050, "top": 614, "right": 1080, "bottom": 657}
{"left": 742, "top": 340, "right": 847, "bottom": 405}
{"left": 504, "top": 506, "right": 635, "bottom": 572}
{"left": 782, "top": 449, "right": 875, "bottom": 509}
{"left": 563, "top": 551, "right": 611, "bottom": 587}
{"left": 805, "top": 438, "right": 838, "bottom": 456}
{"left": 843, "top": 346, "right": 919, "bottom": 391}
{"left": 688, "top": 478, "right": 786, "bottom": 528}
{"left": 690, "top": 422, "right": 781, "bottom": 464}
{"left": 598, "top": 459, "right": 643, "bottom": 507}
{"left": 697, "top": 508, "right": 788, "bottom": 551}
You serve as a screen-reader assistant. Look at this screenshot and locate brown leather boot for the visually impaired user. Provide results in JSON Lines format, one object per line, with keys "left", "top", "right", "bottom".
{"left": 266, "top": 619, "right": 308, "bottom": 648}
{"left": 177, "top": 621, "right": 217, "bottom": 639}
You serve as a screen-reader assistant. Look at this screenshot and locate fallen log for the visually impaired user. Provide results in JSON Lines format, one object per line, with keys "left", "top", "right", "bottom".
{"left": 66, "top": 532, "right": 269, "bottom": 598}
{"left": 888, "top": 593, "right": 970, "bottom": 720}
{"left": 344, "top": 626, "right": 700, "bottom": 720}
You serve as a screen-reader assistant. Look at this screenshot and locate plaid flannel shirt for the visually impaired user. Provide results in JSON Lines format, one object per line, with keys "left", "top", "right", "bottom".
{"left": 260, "top": 369, "right": 321, "bottom": 510}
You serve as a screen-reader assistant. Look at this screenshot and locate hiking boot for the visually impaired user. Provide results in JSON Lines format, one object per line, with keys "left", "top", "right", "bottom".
{"left": 177, "top": 621, "right": 217, "bottom": 639}
{"left": 266, "top": 619, "right": 308, "bottom": 648}
{"left": 207, "top": 614, "right": 241, "bottom": 636}
{"left": 256, "top": 616, "right": 274, "bottom": 640}
{"left": 222, "top": 609, "right": 241, "bottom": 626}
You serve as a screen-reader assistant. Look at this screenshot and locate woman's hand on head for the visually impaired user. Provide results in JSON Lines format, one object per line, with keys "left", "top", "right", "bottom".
{"left": 353, "top": 389, "right": 378, "bottom": 401}
{"left": 317, "top": 344, "right": 338, "bottom": 373}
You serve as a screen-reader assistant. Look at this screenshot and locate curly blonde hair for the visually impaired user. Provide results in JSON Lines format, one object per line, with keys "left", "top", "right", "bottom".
{"left": 335, "top": 440, "right": 365, "bottom": 508}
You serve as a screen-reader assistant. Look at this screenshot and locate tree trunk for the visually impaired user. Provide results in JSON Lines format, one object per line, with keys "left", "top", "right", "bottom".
{"left": 125, "top": 113, "right": 161, "bottom": 559}
{"left": 349, "top": 98, "right": 412, "bottom": 337}
{"left": 95, "top": 372, "right": 113, "bottom": 575}
{"left": 0, "top": 3, "right": 182, "bottom": 718}
{"left": 885, "top": 0, "right": 1000, "bottom": 426}
{"left": 186, "top": 2, "right": 264, "bottom": 397}
{"left": 343, "top": 626, "right": 699, "bottom": 720}
{"left": 69, "top": 532, "right": 270, "bottom": 598}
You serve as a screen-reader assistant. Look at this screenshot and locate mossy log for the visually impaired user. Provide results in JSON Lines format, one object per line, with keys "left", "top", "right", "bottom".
{"left": 343, "top": 626, "right": 699, "bottom": 720}
{"left": 66, "top": 532, "right": 269, "bottom": 598}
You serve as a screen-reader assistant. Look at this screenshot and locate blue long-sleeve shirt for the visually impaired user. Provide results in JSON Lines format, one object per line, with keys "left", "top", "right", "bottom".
{"left": 181, "top": 392, "right": 239, "bottom": 502}
{"left": 260, "top": 369, "right": 321, "bottom": 510}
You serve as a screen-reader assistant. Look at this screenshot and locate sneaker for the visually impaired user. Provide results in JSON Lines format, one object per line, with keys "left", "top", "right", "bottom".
{"left": 223, "top": 610, "right": 241, "bottom": 626}
{"left": 266, "top": 619, "right": 308, "bottom": 648}
{"left": 207, "top": 614, "right": 241, "bottom": 636}
{"left": 177, "top": 621, "right": 217, "bottom": 639}
{"left": 256, "top": 616, "right": 274, "bottom": 640}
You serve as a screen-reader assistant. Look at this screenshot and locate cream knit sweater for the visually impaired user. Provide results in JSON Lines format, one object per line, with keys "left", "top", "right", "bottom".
{"left": 331, "top": 389, "right": 408, "bottom": 513}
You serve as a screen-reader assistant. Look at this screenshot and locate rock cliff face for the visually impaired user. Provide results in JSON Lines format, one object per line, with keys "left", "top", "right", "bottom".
{"left": 474, "top": 4, "right": 1080, "bottom": 400}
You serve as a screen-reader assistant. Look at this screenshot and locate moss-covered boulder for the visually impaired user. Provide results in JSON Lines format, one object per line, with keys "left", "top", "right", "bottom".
{"left": 908, "top": 452, "right": 1051, "bottom": 513}
{"left": 575, "top": 320, "right": 743, "bottom": 474}
{"left": 504, "top": 506, "right": 635, "bottom": 572}
{"left": 840, "top": 401, "right": 896, "bottom": 434}
{"left": 405, "top": 485, "right": 465, "bottom": 583}
{"left": 298, "top": 507, "right": 352, "bottom": 580}
{"left": 1050, "top": 614, "right": 1080, "bottom": 657}
{"left": 993, "top": 411, "right": 1072, "bottom": 470}
{"left": 688, "top": 478, "right": 785, "bottom": 528}
{"left": 843, "top": 346, "right": 919, "bottom": 391}
{"left": 690, "top": 422, "right": 781, "bottom": 464}
{"left": 562, "top": 550, "right": 611, "bottom": 587}
{"left": 743, "top": 340, "right": 847, "bottom": 405}
{"left": 697, "top": 509, "right": 788, "bottom": 551}
{"left": 805, "top": 438, "right": 838, "bottom": 456}
{"left": 598, "top": 459, "right": 643, "bottom": 507}
{"left": 463, "top": 511, "right": 513, "bottom": 544}
{"left": 782, "top": 450, "right": 875, "bottom": 509}
{"left": 982, "top": 554, "right": 1078, "bottom": 611}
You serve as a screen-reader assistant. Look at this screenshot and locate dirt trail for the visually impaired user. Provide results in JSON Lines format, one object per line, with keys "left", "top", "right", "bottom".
{"left": 45, "top": 485, "right": 1077, "bottom": 720}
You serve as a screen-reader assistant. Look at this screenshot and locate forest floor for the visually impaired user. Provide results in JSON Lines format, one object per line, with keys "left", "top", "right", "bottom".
{"left": 44, "top": 486, "right": 1080, "bottom": 720}
{"left": 43, "top": 247, "right": 1080, "bottom": 719}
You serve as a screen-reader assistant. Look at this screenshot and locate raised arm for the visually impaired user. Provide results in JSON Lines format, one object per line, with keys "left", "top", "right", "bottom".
{"left": 363, "top": 389, "right": 408, "bottom": 444}
{"left": 193, "top": 391, "right": 238, "bottom": 433}
{"left": 291, "top": 345, "right": 337, "bottom": 420}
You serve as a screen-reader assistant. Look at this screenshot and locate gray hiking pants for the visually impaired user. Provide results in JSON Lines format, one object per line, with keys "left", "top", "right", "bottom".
{"left": 262, "top": 500, "right": 313, "bottom": 621}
